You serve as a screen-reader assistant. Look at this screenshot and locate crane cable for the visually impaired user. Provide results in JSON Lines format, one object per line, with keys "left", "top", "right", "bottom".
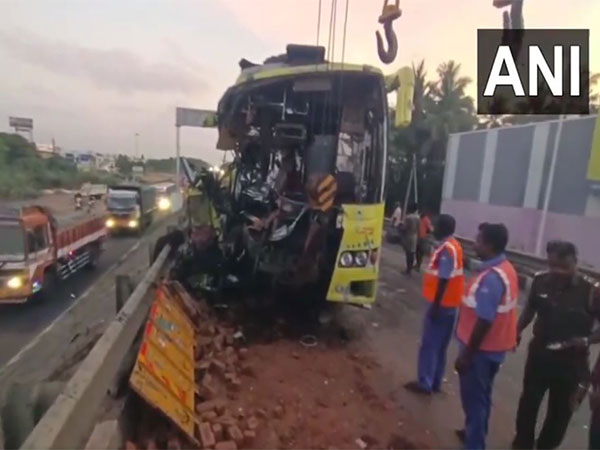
{"left": 316, "top": 0, "right": 322, "bottom": 46}
{"left": 326, "top": 0, "right": 335, "bottom": 61}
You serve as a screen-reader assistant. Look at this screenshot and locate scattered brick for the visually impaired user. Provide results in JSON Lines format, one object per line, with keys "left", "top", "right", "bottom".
{"left": 225, "top": 334, "right": 235, "bottom": 346}
{"left": 124, "top": 441, "right": 138, "bottom": 450}
{"left": 146, "top": 438, "right": 158, "bottom": 450}
{"left": 227, "top": 425, "right": 244, "bottom": 444}
{"left": 212, "top": 423, "right": 224, "bottom": 441}
{"left": 215, "top": 415, "right": 238, "bottom": 427}
{"left": 225, "top": 346, "right": 235, "bottom": 355}
{"left": 238, "top": 348, "right": 248, "bottom": 359}
{"left": 273, "top": 405, "right": 285, "bottom": 418}
{"left": 246, "top": 416, "right": 259, "bottom": 430}
{"left": 243, "top": 430, "right": 256, "bottom": 442}
{"left": 213, "top": 334, "right": 225, "bottom": 351}
{"left": 201, "top": 410, "right": 218, "bottom": 421}
{"left": 199, "top": 422, "right": 216, "bottom": 448}
{"left": 201, "top": 373, "right": 220, "bottom": 398}
{"left": 355, "top": 438, "right": 368, "bottom": 449}
{"left": 215, "top": 440, "right": 238, "bottom": 450}
{"left": 196, "top": 399, "right": 227, "bottom": 414}
{"left": 256, "top": 408, "right": 268, "bottom": 419}
{"left": 195, "top": 359, "right": 211, "bottom": 370}
{"left": 211, "top": 358, "right": 227, "bottom": 373}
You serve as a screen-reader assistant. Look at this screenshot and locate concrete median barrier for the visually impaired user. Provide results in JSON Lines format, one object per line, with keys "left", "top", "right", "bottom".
{"left": 19, "top": 245, "right": 172, "bottom": 450}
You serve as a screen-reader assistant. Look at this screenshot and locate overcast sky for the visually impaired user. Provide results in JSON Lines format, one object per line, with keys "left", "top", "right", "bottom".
{"left": 0, "top": 0, "right": 598, "bottom": 166}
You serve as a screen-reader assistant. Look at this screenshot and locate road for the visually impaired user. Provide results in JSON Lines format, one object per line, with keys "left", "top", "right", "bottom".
{"left": 0, "top": 213, "right": 172, "bottom": 367}
{"left": 369, "top": 242, "right": 595, "bottom": 449}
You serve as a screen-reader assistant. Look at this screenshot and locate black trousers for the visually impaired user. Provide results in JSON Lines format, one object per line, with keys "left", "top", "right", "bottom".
{"left": 405, "top": 250, "right": 415, "bottom": 274}
{"left": 513, "top": 347, "right": 588, "bottom": 449}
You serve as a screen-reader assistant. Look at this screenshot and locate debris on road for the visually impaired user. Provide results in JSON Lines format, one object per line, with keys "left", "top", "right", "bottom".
{"left": 124, "top": 284, "right": 430, "bottom": 449}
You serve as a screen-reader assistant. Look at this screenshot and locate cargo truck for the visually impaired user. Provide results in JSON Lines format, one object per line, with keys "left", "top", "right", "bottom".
{"left": 0, "top": 205, "right": 106, "bottom": 304}
{"left": 105, "top": 184, "right": 156, "bottom": 233}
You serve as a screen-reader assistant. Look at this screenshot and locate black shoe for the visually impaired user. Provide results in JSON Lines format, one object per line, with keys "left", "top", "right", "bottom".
{"left": 455, "top": 429, "right": 465, "bottom": 443}
{"left": 403, "top": 381, "right": 432, "bottom": 395}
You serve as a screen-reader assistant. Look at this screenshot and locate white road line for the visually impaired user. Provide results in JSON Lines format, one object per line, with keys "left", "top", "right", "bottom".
{"left": 0, "top": 240, "right": 143, "bottom": 375}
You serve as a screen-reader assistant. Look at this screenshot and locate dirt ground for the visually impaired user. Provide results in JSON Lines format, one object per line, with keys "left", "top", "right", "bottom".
{"left": 126, "top": 269, "right": 436, "bottom": 450}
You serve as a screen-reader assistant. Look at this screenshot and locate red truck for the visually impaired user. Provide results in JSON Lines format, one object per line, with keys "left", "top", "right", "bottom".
{"left": 0, "top": 205, "right": 107, "bottom": 304}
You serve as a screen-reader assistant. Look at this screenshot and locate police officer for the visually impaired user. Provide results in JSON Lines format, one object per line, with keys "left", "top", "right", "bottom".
{"left": 455, "top": 223, "right": 518, "bottom": 450}
{"left": 513, "top": 241, "right": 600, "bottom": 449}
{"left": 405, "top": 214, "right": 464, "bottom": 394}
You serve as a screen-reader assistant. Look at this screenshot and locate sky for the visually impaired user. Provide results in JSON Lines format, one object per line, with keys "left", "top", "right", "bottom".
{"left": 0, "top": 0, "right": 598, "bottom": 166}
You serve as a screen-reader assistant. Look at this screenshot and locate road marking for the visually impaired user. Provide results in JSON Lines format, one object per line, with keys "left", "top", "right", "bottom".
{"left": 0, "top": 239, "right": 143, "bottom": 375}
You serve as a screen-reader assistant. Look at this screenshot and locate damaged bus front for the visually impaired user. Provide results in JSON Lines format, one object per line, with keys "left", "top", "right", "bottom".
{"left": 178, "top": 44, "right": 414, "bottom": 307}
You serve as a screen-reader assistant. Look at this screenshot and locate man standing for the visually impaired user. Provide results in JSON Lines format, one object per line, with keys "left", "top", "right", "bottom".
{"left": 416, "top": 210, "right": 433, "bottom": 272}
{"left": 455, "top": 223, "right": 518, "bottom": 450}
{"left": 405, "top": 214, "right": 464, "bottom": 394}
{"left": 513, "top": 241, "right": 600, "bottom": 449}
{"left": 403, "top": 203, "right": 420, "bottom": 276}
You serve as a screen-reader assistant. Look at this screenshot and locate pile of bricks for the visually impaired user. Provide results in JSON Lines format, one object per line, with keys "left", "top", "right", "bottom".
{"left": 124, "top": 282, "right": 260, "bottom": 450}
{"left": 193, "top": 319, "right": 259, "bottom": 450}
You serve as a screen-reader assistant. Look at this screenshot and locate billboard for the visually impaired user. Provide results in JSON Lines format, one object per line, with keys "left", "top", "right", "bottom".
{"left": 9, "top": 116, "right": 33, "bottom": 131}
{"left": 175, "top": 107, "right": 217, "bottom": 128}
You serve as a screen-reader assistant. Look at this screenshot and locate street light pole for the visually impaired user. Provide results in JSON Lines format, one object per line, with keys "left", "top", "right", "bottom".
{"left": 134, "top": 133, "right": 139, "bottom": 159}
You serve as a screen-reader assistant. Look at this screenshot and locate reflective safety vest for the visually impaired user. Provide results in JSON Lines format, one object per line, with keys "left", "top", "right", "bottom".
{"left": 422, "top": 237, "right": 465, "bottom": 307}
{"left": 456, "top": 259, "right": 519, "bottom": 352}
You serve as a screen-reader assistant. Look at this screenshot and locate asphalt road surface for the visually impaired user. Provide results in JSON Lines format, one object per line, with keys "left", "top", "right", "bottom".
{"left": 0, "top": 214, "right": 172, "bottom": 367}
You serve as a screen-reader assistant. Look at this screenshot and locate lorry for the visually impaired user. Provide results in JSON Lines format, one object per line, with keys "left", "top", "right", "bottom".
{"left": 78, "top": 183, "right": 107, "bottom": 200}
{"left": 0, "top": 205, "right": 106, "bottom": 304}
{"left": 105, "top": 184, "right": 156, "bottom": 232}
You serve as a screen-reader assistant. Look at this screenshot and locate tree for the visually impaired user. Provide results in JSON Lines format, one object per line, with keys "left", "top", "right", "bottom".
{"left": 115, "top": 154, "right": 133, "bottom": 175}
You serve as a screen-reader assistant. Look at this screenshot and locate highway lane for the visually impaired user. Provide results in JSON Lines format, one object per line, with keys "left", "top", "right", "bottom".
{"left": 0, "top": 213, "right": 173, "bottom": 367}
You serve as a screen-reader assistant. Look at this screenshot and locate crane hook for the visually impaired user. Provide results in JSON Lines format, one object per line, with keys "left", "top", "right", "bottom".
{"left": 494, "top": 0, "right": 525, "bottom": 59}
{"left": 376, "top": 0, "right": 401, "bottom": 65}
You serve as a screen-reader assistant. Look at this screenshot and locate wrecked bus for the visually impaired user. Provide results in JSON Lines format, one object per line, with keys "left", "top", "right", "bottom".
{"left": 173, "top": 44, "right": 414, "bottom": 309}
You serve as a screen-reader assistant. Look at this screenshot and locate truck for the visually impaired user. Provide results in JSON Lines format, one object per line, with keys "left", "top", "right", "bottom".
{"left": 105, "top": 184, "right": 156, "bottom": 232}
{"left": 78, "top": 183, "right": 107, "bottom": 200}
{"left": 0, "top": 205, "right": 106, "bottom": 304}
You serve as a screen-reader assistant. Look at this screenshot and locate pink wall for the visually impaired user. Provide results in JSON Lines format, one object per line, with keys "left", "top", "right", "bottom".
{"left": 442, "top": 199, "right": 600, "bottom": 270}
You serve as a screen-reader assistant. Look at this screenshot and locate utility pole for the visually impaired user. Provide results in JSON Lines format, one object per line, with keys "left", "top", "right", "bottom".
{"left": 134, "top": 133, "right": 139, "bottom": 159}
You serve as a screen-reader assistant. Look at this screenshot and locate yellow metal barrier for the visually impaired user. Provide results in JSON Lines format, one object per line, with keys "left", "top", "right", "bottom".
{"left": 129, "top": 282, "right": 199, "bottom": 444}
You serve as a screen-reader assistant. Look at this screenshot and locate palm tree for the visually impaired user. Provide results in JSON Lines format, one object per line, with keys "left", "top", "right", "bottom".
{"left": 426, "top": 61, "right": 477, "bottom": 142}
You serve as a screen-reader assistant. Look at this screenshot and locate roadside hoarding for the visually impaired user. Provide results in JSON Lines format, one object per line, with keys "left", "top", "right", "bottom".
{"left": 175, "top": 108, "right": 217, "bottom": 128}
{"left": 9, "top": 116, "right": 33, "bottom": 131}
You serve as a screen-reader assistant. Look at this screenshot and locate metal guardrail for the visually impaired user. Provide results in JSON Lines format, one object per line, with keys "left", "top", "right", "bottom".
{"left": 384, "top": 217, "right": 600, "bottom": 280}
{"left": 456, "top": 236, "right": 600, "bottom": 281}
{"left": 20, "top": 244, "right": 172, "bottom": 450}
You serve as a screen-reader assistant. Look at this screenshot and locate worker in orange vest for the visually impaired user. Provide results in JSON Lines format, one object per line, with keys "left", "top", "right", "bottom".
{"left": 455, "top": 223, "right": 518, "bottom": 450}
{"left": 405, "top": 214, "right": 464, "bottom": 394}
